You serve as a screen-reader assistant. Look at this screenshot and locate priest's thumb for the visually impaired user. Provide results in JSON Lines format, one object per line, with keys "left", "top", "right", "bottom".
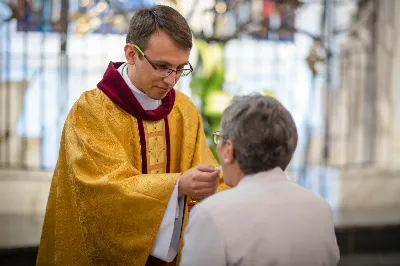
{"left": 196, "top": 164, "right": 219, "bottom": 173}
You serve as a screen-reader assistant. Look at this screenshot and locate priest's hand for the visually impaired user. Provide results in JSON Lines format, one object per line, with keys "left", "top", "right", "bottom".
{"left": 178, "top": 165, "right": 220, "bottom": 199}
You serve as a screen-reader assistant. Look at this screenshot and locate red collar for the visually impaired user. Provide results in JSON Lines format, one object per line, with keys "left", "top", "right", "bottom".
{"left": 97, "top": 62, "right": 175, "bottom": 121}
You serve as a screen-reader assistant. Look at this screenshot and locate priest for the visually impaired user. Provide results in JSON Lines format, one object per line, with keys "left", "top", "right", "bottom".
{"left": 37, "top": 5, "right": 227, "bottom": 266}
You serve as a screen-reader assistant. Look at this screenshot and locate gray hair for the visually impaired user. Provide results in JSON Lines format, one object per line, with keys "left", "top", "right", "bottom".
{"left": 220, "top": 94, "right": 298, "bottom": 174}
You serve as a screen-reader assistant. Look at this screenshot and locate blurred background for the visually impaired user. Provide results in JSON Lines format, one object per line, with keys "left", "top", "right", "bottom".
{"left": 0, "top": 0, "right": 399, "bottom": 265}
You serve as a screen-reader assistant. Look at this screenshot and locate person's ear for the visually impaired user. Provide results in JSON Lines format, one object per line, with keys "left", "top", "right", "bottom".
{"left": 124, "top": 44, "right": 136, "bottom": 65}
{"left": 223, "top": 140, "right": 235, "bottom": 164}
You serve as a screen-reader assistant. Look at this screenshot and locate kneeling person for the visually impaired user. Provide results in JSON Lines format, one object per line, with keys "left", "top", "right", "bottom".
{"left": 180, "top": 94, "right": 340, "bottom": 266}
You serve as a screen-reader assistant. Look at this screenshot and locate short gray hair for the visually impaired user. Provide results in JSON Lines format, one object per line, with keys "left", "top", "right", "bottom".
{"left": 220, "top": 94, "right": 298, "bottom": 174}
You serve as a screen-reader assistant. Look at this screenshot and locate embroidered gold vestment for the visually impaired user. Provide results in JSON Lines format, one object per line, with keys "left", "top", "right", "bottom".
{"left": 37, "top": 62, "right": 227, "bottom": 266}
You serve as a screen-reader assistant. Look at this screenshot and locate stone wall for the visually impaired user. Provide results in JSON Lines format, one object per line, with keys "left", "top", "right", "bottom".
{"left": 313, "top": 0, "right": 400, "bottom": 169}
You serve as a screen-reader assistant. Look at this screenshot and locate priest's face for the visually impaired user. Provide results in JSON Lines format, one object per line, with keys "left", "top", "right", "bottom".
{"left": 125, "top": 31, "right": 191, "bottom": 100}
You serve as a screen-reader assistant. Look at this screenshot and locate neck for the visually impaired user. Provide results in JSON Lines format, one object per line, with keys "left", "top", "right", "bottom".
{"left": 227, "top": 163, "right": 246, "bottom": 187}
{"left": 119, "top": 63, "right": 161, "bottom": 111}
{"left": 234, "top": 171, "right": 246, "bottom": 186}
{"left": 126, "top": 64, "right": 144, "bottom": 94}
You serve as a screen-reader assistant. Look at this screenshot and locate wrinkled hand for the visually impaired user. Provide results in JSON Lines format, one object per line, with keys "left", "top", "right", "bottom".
{"left": 178, "top": 165, "right": 220, "bottom": 199}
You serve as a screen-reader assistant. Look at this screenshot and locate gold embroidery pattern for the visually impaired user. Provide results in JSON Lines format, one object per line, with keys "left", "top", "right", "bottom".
{"left": 143, "top": 120, "right": 167, "bottom": 174}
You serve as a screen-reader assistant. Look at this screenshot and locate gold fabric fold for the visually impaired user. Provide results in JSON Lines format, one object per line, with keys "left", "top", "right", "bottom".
{"left": 37, "top": 89, "right": 226, "bottom": 266}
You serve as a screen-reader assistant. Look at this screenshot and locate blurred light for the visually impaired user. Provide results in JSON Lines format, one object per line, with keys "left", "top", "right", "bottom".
{"left": 32, "top": 0, "right": 43, "bottom": 12}
{"left": 263, "top": 89, "right": 274, "bottom": 96}
{"left": 77, "top": 17, "right": 87, "bottom": 24}
{"left": 80, "top": 0, "right": 92, "bottom": 7}
{"left": 88, "top": 8, "right": 99, "bottom": 17}
{"left": 263, "top": 1, "right": 275, "bottom": 17}
{"left": 225, "top": 72, "right": 238, "bottom": 82}
{"left": 96, "top": 1, "right": 108, "bottom": 13}
{"left": 76, "top": 18, "right": 91, "bottom": 34}
{"left": 89, "top": 17, "right": 102, "bottom": 29}
{"left": 113, "top": 14, "right": 125, "bottom": 25}
{"left": 205, "top": 91, "right": 232, "bottom": 116}
{"left": 215, "top": 2, "right": 227, "bottom": 14}
{"left": 0, "top": 2, "right": 11, "bottom": 21}
{"left": 291, "top": 110, "right": 303, "bottom": 127}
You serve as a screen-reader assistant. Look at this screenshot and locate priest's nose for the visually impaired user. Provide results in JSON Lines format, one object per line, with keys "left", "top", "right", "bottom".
{"left": 163, "top": 72, "right": 178, "bottom": 87}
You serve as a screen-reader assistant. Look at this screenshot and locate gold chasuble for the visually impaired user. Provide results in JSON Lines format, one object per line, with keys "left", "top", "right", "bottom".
{"left": 37, "top": 62, "right": 227, "bottom": 266}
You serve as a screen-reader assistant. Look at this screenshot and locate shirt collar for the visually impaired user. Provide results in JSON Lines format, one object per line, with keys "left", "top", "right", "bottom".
{"left": 117, "top": 63, "right": 162, "bottom": 111}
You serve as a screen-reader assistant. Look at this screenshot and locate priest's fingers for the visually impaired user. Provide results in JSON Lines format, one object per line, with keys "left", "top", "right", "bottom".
{"left": 179, "top": 166, "right": 220, "bottom": 198}
{"left": 193, "top": 180, "right": 219, "bottom": 195}
{"left": 192, "top": 179, "right": 218, "bottom": 190}
{"left": 192, "top": 187, "right": 218, "bottom": 199}
{"left": 195, "top": 170, "right": 220, "bottom": 182}
{"left": 188, "top": 178, "right": 220, "bottom": 199}
{"left": 196, "top": 164, "right": 220, "bottom": 173}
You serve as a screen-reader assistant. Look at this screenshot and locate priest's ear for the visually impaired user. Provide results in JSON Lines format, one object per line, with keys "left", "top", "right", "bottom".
{"left": 124, "top": 44, "right": 136, "bottom": 65}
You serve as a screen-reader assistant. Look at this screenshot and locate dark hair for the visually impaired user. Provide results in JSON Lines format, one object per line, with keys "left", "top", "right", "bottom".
{"left": 126, "top": 5, "right": 192, "bottom": 54}
{"left": 221, "top": 94, "right": 298, "bottom": 174}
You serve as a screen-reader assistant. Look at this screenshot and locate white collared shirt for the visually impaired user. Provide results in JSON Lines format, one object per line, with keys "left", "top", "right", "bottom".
{"left": 118, "top": 63, "right": 162, "bottom": 110}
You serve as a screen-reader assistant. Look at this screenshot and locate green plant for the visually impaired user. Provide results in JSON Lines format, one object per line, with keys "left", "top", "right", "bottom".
{"left": 190, "top": 39, "right": 232, "bottom": 157}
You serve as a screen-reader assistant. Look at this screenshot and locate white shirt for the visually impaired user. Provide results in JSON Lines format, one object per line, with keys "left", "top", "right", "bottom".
{"left": 180, "top": 168, "right": 340, "bottom": 266}
{"left": 118, "top": 63, "right": 184, "bottom": 262}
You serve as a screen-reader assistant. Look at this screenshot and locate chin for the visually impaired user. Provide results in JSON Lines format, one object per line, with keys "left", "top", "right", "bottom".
{"left": 149, "top": 94, "right": 167, "bottom": 101}
{"left": 152, "top": 90, "right": 170, "bottom": 100}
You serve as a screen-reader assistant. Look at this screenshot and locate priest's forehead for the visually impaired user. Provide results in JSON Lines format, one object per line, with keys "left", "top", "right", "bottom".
{"left": 144, "top": 31, "right": 191, "bottom": 67}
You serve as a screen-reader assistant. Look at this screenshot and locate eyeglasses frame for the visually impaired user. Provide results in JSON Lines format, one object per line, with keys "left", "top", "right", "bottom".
{"left": 132, "top": 44, "right": 193, "bottom": 77}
